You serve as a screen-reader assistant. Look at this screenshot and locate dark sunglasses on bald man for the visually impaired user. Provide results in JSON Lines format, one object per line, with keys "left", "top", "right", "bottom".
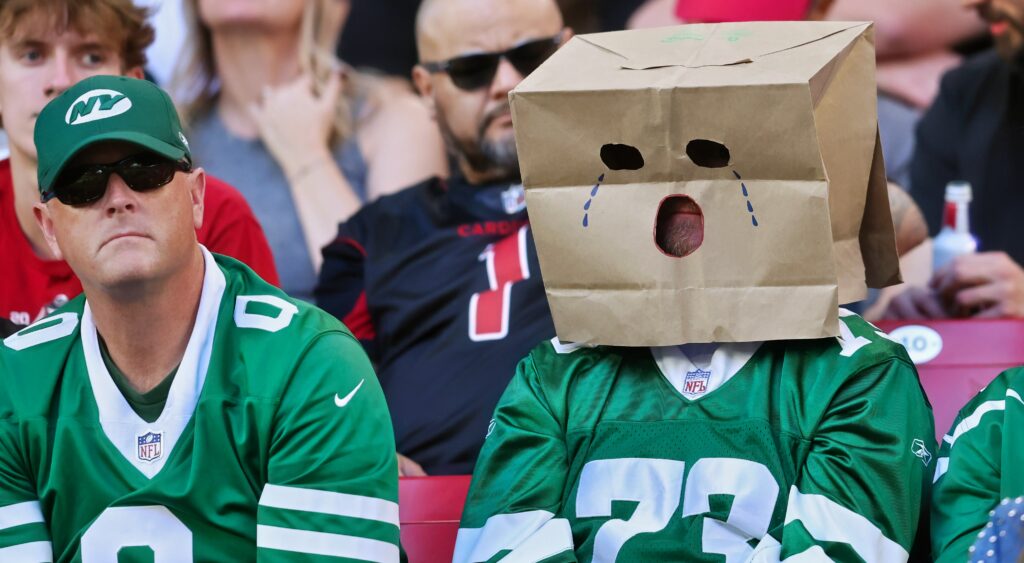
{"left": 41, "top": 153, "right": 192, "bottom": 206}
{"left": 421, "top": 33, "right": 565, "bottom": 91}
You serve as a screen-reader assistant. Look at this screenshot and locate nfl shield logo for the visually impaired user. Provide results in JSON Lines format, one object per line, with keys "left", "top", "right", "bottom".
{"left": 137, "top": 431, "right": 163, "bottom": 462}
{"left": 501, "top": 184, "right": 526, "bottom": 214}
{"left": 682, "top": 368, "right": 711, "bottom": 399}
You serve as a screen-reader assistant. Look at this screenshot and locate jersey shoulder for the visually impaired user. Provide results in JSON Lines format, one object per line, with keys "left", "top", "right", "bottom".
{"left": 951, "top": 366, "right": 1024, "bottom": 428}
{"left": 217, "top": 252, "right": 353, "bottom": 344}
{"left": 214, "top": 255, "right": 364, "bottom": 393}
{"left": 0, "top": 296, "right": 86, "bottom": 418}
{"left": 514, "top": 337, "right": 628, "bottom": 407}
{"left": 807, "top": 309, "right": 914, "bottom": 373}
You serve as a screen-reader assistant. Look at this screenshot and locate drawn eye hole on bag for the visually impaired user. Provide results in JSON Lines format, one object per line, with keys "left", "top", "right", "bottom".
{"left": 586, "top": 139, "right": 751, "bottom": 258}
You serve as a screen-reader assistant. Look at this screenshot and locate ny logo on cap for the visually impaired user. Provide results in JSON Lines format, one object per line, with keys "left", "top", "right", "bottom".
{"left": 64, "top": 89, "right": 132, "bottom": 125}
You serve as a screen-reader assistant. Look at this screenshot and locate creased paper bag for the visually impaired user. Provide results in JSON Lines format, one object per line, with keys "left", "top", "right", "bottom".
{"left": 510, "top": 21, "right": 900, "bottom": 346}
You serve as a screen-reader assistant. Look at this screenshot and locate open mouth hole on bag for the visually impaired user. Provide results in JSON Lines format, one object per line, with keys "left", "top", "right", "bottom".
{"left": 655, "top": 195, "right": 704, "bottom": 258}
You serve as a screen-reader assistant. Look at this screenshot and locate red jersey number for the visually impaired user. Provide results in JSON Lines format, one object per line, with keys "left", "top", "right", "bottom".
{"left": 469, "top": 226, "right": 531, "bottom": 342}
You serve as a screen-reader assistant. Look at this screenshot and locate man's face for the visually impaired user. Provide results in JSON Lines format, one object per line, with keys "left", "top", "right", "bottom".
{"left": 0, "top": 20, "right": 127, "bottom": 163}
{"left": 34, "top": 142, "right": 205, "bottom": 292}
{"left": 414, "top": 0, "right": 564, "bottom": 181}
{"left": 965, "top": 0, "right": 1024, "bottom": 62}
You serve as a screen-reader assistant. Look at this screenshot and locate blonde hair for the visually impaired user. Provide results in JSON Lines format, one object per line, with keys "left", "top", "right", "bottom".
{"left": 172, "top": 0, "right": 355, "bottom": 144}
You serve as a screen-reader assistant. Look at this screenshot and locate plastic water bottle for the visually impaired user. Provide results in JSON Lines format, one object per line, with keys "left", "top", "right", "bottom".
{"left": 932, "top": 181, "right": 977, "bottom": 272}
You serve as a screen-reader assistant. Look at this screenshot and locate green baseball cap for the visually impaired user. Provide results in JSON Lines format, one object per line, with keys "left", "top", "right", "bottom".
{"left": 34, "top": 75, "right": 191, "bottom": 193}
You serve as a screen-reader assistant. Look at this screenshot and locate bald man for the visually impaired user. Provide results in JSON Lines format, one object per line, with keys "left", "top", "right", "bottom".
{"left": 316, "top": 0, "right": 566, "bottom": 476}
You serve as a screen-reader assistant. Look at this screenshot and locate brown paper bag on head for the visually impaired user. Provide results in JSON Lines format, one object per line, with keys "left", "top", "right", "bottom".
{"left": 510, "top": 21, "right": 901, "bottom": 346}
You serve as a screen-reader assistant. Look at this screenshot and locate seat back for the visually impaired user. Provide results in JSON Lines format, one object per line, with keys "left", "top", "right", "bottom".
{"left": 399, "top": 475, "right": 472, "bottom": 562}
{"left": 875, "top": 319, "right": 1024, "bottom": 441}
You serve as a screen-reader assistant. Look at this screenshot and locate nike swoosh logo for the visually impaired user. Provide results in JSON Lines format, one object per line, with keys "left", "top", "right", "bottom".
{"left": 334, "top": 379, "right": 365, "bottom": 408}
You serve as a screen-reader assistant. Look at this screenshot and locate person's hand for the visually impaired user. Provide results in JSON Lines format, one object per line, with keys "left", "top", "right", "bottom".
{"left": 882, "top": 286, "right": 948, "bottom": 320}
{"left": 397, "top": 453, "right": 427, "bottom": 477}
{"left": 931, "top": 252, "right": 1024, "bottom": 318}
{"left": 248, "top": 71, "right": 343, "bottom": 181}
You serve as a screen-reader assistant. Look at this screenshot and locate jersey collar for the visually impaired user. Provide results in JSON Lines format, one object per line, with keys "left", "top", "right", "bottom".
{"left": 651, "top": 341, "right": 763, "bottom": 401}
{"left": 80, "top": 246, "right": 225, "bottom": 479}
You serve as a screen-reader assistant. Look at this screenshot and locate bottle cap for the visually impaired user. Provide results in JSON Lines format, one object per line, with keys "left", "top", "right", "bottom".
{"left": 944, "top": 181, "right": 973, "bottom": 204}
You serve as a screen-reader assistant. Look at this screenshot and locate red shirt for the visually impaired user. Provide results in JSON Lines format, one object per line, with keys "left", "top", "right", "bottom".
{"left": 0, "top": 159, "right": 279, "bottom": 325}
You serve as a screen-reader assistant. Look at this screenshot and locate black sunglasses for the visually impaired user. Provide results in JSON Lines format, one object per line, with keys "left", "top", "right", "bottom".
{"left": 42, "top": 153, "right": 192, "bottom": 206}
{"left": 422, "top": 33, "right": 564, "bottom": 91}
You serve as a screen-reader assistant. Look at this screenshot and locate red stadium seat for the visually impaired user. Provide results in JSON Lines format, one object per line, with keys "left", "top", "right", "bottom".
{"left": 399, "top": 475, "right": 472, "bottom": 563}
{"left": 875, "top": 319, "right": 1024, "bottom": 442}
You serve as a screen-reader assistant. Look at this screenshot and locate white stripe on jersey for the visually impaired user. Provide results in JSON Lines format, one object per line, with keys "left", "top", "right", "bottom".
{"left": 0, "top": 541, "right": 52, "bottom": 561}
{"left": 259, "top": 484, "right": 399, "bottom": 526}
{"left": 256, "top": 525, "right": 398, "bottom": 562}
{"left": 781, "top": 546, "right": 830, "bottom": 561}
{"left": 454, "top": 510, "right": 573, "bottom": 563}
{"left": 0, "top": 501, "right": 44, "bottom": 530}
{"left": 933, "top": 457, "right": 950, "bottom": 483}
{"left": 943, "top": 389, "right": 1024, "bottom": 446}
{"left": 750, "top": 538, "right": 831, "bottom": 563}
{"left": 784, "top": 487, "right": 908, "bottom": 563}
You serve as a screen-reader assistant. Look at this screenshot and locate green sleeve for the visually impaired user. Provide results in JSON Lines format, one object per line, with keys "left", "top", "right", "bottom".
{"left": 751, "top": 359, "right": 935, "bottom": 562}
{"left": 0, "top": 419, "right": 52, "bottom": 559}
{"left": 931, "top": 369, "right": 1022, "bottom": 563}
{"left": 256, "top": 331, "right": 400, "bottom": 563}
{"left": 455, "top": 354, "right": 577, "bottom": 563}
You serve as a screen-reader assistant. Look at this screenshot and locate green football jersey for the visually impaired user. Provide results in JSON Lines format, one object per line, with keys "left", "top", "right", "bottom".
{"left": 456, "top": 311, "right": 935, "bottom": 562}
{"left": 0, "top": 249, "right": 399, "bottom": 562}
{"left": 931, "top": 367, "right": 1024, "bottom": 562}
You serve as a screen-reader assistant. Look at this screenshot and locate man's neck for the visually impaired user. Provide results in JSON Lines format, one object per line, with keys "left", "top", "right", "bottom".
{"left": 9, "top": 148, "right": 57, "bottom": 259}
{"left": 212, "top": 28, "right": 302, "bottom": 139}
{"left": 87, "top": 248, "right": 206, "bottom": 393}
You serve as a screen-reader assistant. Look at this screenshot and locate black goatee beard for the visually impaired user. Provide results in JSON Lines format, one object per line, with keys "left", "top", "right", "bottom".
{"left": 437, "top": 102, "right": 521, "bottom": 184}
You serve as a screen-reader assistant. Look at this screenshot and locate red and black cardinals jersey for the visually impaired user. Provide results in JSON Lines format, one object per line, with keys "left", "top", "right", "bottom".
{"left": 316, "top": 175, "right": 555, "bottom": 475}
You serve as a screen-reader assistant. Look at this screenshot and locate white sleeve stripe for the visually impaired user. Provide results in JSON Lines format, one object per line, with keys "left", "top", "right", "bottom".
{"left": 500, "top": 518, "right": 574, "bottom": 563}
{"left": 0, "top": 541, "right": 52, "bottom": 561}
{"left": 933, "top": 458, "right": 950, "bottom": 484}
{"left": 944, "top": 390, "right": 1024, "bottom": 447}
{"left": 256, "top": 525, "right": 398, "bottom": 562}
{"left": 259, "top": 484, "right": 398, "bottom": 526}
{"left": 782, "top": 545, "right": 830, "bottom": 562}
{"left": 784, "top": 487, "right": 908, "bottom": 563}
{"left": 454, "top": 510, "right": 573, "bottom": 563}
{"left": 0, "top": 501, "right": 44, "bottom": 531}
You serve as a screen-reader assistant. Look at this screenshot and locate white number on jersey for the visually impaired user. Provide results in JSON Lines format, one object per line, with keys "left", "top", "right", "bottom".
{"left": 836, "top": 315, "right": 874, "bottom": 358}
{"left": 682, "top": 458, "right": 779, "bottom": 562}
{"left": 234, "top": 295, "right": 299, "bottom": 333}
{"left": 468, "top": 226, "right": 530, "bottom": 342}
{"left": 2, "top": 313, "right": 78, "bottom": 351}
{"left": 81, "top": 505, "right": 192, "bottom": 562}
{"left": 576, "top": 457, "right": 780, "bottom": 561}
{"left": 577, "top": 458, "right": 686, "bottom": 563}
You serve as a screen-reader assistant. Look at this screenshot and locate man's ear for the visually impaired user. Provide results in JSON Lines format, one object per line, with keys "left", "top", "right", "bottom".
{"left": 189, "top": 168, "right": 206, "bottom": 231}
{"left": 124, "top": 66, "right": 145, "bottom": 80}
{"left": 33, "top": 203, "right": 64, "bottom": 261}
{"left": 411, "top": 65, "right": 437, "bottom": 118}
